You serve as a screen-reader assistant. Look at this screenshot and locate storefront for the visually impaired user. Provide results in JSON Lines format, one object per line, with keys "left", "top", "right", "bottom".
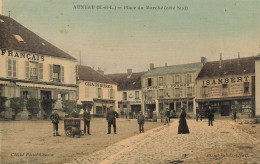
{"left": 0, "top": 14, "right": 78, "bottom": 119}
{"left": 77, "top": 65, "right": 118, "bottom": 116}
{"left": 195, "top": 56, "right": 255, "bottom": 118}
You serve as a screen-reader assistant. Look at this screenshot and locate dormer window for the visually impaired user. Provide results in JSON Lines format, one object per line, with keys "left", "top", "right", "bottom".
{"left": 13, "top": 34, "right": 25, "bottom": 42}
{"left": 0, "top": 19, "right": 4, "bottom": 23}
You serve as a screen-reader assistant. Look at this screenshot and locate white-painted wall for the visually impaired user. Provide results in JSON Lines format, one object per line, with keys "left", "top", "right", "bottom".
{"left": 255, "top": 60, "right": 260, "bottom": 116}
{"left": 0, "top": 49, "right": 76, "bottom": 85}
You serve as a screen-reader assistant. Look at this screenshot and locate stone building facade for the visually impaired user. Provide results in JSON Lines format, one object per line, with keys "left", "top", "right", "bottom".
{"left": 106, "top": 69, "right": 144, "bottom": 118}
{"left": 0, "top": 14, "right": 77, "bottom": 119}
{"left": 141, "top": 58, "right": 205, "bottom": 117}
{"left": 255, "top": 54, "right": 260, "bottom": 117}
{"left": 77, "top": 65, "right": 118, "bottom": 116}
{"left": 196, "top": 56, "right": 255, "bottom": 118}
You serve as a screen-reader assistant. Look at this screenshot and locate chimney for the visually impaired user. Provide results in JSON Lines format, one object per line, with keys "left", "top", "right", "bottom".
{"left": 238, "top": 52, "right": 241, "bottom": 66}
{"left": 97, "top": 67, "right": 104, "bottom": 75}
{"left": 219, "top": 53, "right": 223, "bottom": 68}
{"left": 150, "top": 63, "right": 154, "bottom": 70}
{"left": 127, "top": 69, "right": 132, "bottom": 77}
{"left": 165, "top": 63, "right": 167, "bottom": 67}
{"left": 201, "top": 57, "right": 207, "bottom": 65}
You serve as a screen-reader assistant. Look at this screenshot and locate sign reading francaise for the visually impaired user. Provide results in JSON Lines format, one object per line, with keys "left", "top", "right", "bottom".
{"left": 1, "top": 49, "right": 45, "bottom": 61}
{"left": 85, "top": 81, "right": 113, "bottom": 88}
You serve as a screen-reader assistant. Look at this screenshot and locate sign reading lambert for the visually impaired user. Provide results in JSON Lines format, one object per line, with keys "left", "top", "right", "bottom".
{"left": 1, "top": 49, "right": 45, "bottom": 61}
{"left": 85, "top": 81, "right": 113, "bottom": 88}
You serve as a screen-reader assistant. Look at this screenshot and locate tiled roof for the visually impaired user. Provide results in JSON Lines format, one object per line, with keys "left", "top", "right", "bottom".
{"left": 105, "top": 72, "right": 145, "bottom": 91}
{"left": 0, "top": 14, "right": 76, "bottom": 60}
{"left": 197, "top": 57, "right": 255, "bottom": 79}
{"left": 143, "top": 62, "right": 202, "bottom": 77}
{"left": 77, "top": 65, "right": 116, "bottom": 84}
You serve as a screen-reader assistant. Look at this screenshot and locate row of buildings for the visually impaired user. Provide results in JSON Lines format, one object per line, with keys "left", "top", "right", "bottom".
{"left": 0, "top": 15, "right": 259, "bottom": 119}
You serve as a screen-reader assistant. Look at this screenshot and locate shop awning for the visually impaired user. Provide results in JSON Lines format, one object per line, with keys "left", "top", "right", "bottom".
{"left": 16, "top": 82, "right": 77, "bottom": 91}
{"left": 0, "top": 80, "right": 10, "bottom": 85}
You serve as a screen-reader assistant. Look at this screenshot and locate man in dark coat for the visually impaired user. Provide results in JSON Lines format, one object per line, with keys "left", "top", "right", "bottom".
{"left": 50, "top": 111, "right": 62, "bottom": 136}
{"left": 164, "top": 108, "right": 170, "bottom": 126}
{"left": 106, "top": 107, "right": 119, "bottom": 134}
{"left": 178, "top": 107, "right": 189, "bottom": 134}
{"left": 207, "top": 105, "right": 214, "bottom": 126}
{"left": 83, "top": 109, "right": 91, "bottom": 135}
{"left": 137, "top": 111, "right": 145, "bottom": 133}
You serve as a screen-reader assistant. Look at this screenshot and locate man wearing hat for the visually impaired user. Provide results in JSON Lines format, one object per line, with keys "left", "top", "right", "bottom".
{"left": 137, "top": 111, "right": 145, "bottom": 133}
{"left": 106, "top": 107, "right": 119, "bottom": 134}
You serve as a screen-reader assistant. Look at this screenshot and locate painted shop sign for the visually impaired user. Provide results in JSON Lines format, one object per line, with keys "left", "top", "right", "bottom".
{"left": 145, "top": 83, "right": 190, "bottom": 90}
{"left": 85, "top": 81, "right": 113, "bottom": 88}
{"left": 1, "top": 49, "right": 45, "bottom": 61}
{"left": 202, "top": 76, "right": 250, "bottom": 86}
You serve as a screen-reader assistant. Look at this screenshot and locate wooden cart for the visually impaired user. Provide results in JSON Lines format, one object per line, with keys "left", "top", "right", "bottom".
{"left": 64, "top": 118, "right": 84, "bottom": 137}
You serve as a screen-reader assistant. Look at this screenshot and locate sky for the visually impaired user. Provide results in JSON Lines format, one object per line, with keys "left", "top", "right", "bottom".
{"left": 2, "top": 0, "right": 260, "bottom": 73}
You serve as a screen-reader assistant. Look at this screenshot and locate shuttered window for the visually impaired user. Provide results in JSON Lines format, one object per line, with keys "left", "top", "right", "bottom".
{"left": 61, "top": 66, "right": 64, "bottom": 82}
{"left": 39, "top": 63, "right": 43, "bottom": 80}
{"left": 7, "top": 59, "right": 17, "bottom": 78}
{"left": 25, "top": 61, "right": 29, "bottom": 79}
{"left": 49, "top": 64, "right": 53, "bottom": 81}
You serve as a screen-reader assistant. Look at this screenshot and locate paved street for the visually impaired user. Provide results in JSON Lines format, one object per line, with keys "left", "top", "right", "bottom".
{"left": 72, "top": 119, "right": 260, "bottom": 164}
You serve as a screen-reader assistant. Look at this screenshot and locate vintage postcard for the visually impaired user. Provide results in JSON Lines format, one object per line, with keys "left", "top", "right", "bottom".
{"left": 0, "top": 0, "right": 260, "bottom": 164}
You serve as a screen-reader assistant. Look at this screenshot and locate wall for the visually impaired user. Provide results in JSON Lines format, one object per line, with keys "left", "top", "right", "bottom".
{"left": 77, "top": 80, "right": 118, "bottom": 112}
{"left": 196, "top": 74, "right": 254, "bottom": 99}
{"left": 0, "top": 49, "right": 76, "bottom": 85}
{"left": 256, "top": 60, "right": 260, "bottom": 116}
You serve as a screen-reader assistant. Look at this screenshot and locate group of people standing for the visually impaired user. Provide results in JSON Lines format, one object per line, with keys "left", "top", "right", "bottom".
{"left": 50, "top": 105, "right": 220, "bottom": 137}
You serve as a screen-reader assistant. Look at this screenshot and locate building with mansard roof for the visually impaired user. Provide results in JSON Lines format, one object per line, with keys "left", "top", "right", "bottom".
{"left": 196, "top": 55, "right": 255, "bottom": 118}
{"left": 0, "top": 14, "right": 77, "bottom": 119}
{"left": 254, "top": 53, "right": 260, "bottom": 117}
{"left": 77, "top": 65, "right": 118, "bottom": 116}
{"left": 142, "top": 58, "right": 206, "bottom": 117}
{"left": 105, "top": 69, "right": 145, "bottom": 118}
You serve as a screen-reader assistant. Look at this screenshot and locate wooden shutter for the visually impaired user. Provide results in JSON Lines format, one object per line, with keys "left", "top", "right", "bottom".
{"left": 180, "top": 88, "right": 183, "bottom": 97}
{"left": 144, "top": 78, "right": 148, "bottom": 87}
{"left": 39, "top": 63, "right": 43, "bottom": 80}
{"left": 61, "top": 66, "right": 64, "bottom": 82}
{"left": 49, "top": 64, "right": 53, "bottom": 81}
{"left": 7, "top": 59, "right": 12, "bottom": 77}
{"left": 25, "top": 61, "right": 29, "bottom": 79}
{"left": 172, "top": 76, "right": 175, "bottom": 84}
{"left": 12, "top": 60, "right": 17, "bottom": 78}
{"left": 163, "top": 77, "right": 166, "bottom": 85}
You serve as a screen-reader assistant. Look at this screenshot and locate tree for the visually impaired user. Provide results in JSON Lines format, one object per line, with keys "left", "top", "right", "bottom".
{"left": 26, "top": 98, "right": 40, "bottom": 115}
{"left": 0, "top": 97, "right": 7, "bottom": 114}
{"left": 41, "top": 99, "right": 56, "bottom": 117}
{"left": 62, "top": 100, "right": 77, "bottom": 115}
{"left": 10, "top": 97, "right": 24, "bottom": 116}
{"left": 81, "top": 101, "right": 94, "bottom": 111}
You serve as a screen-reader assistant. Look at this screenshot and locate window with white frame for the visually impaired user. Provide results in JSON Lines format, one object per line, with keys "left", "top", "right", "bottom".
{"left": 158, "top": 89, "right": 164, "bottom": 98}
{"left": 123, "top": 92, "right": 127, "bottom": 100}
{"left": 7, "top": 59, "right": 17, "bottom": 78}
{"left": 97, "top": 88, "right": 102, "bottom": 98}
{"left": 158, "top": 77, "right": 164, "bottom": 85}
{"left": 147, "top": 90, "right": 153, "bottom": 99}
{"left": 175, "top": 88, "right": 181, "bottom": 97}
{"left": 109, "top": 89, "right": 114, "bottom": 99}
{"left": 187, "top": 74, "right": 192, "bottom": 83}
{"left": 175, "top": 75, "right": 180, "bottom": 84}
{"left": 49, "top": 64, "right": 64, "bottom": 82}
{"left": 187, "top": 87, "right": 192, "bottom": 97}
{"left": 25, "top": 61, "right": 43, "bottom": 80}
{"left": 135, "top": 91, "right": 139, "bottom": 99}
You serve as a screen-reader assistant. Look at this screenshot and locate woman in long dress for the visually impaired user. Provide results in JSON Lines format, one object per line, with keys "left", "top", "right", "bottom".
{"left": 178, "top": 107, "right": 190, "bottom": 134}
